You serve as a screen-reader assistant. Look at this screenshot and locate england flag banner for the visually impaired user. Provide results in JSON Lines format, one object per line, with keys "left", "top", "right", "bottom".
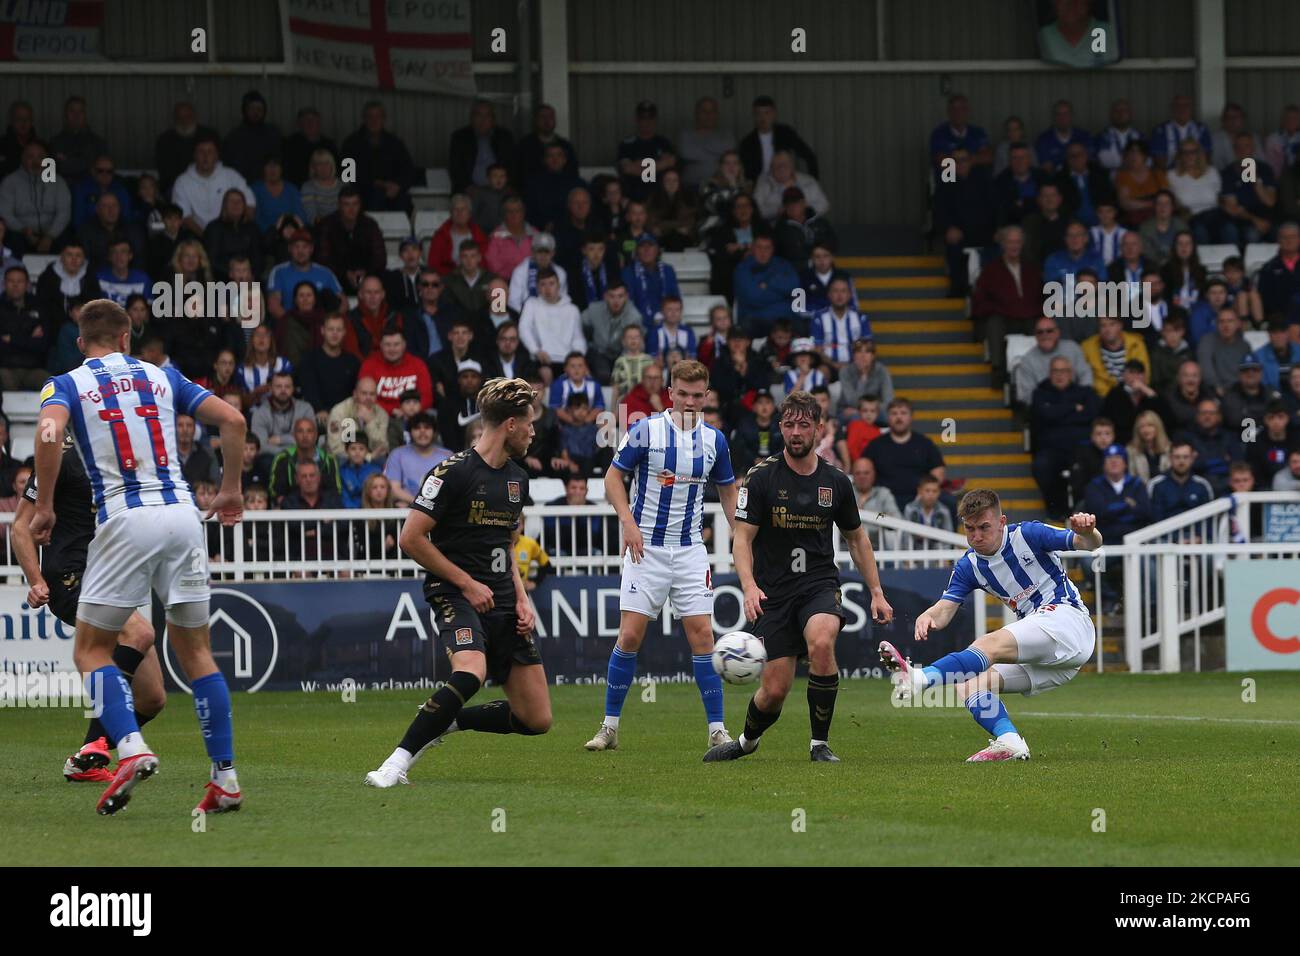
{"left": 0, "top": 0, "right": 104, "bottom": 60}
{"left": 283, "top": 0, "right": 476, "bottom": 95}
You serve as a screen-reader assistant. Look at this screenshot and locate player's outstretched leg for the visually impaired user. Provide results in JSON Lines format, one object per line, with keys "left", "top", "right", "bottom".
{"left": 73, "top": 610, "right": 158, "bottom": 815}
{"left": 704, "top": 657, "right": 792, "bottom": 762}
{"left": 584, "top": 612, "right": 648, "bottom": 751}
{"left": 66, "top": 614, "right": 164, "bottom": 783}
{"left": 169, "top": 611, "right": 242, "bottom": 813}
{"left": 683, "top": 615, "right": 730, "bottom": 749}
{"left": 805, "top": 614, "right": 842, "bottom": 762}
{"left": 455, "top": 660, "right": 553, "bottom": 737}
{"left": 958, "top": 669, "right": 1030, "bottom": 762}
{"left": 879, "top": 639, "right": 991, "bottom": 701}
{"left": 367, "top": 659, "right": 485, "bottom": 787}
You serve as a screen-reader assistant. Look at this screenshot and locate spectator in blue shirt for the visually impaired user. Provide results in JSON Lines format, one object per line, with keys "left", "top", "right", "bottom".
{"left": 339, "top": 436, "right": 381, "bottom": 508}
{"left": 1150, "top": 94, "right": 1214, "bottom": 171}
{"left": 1084, "top": 444, "right": 1152, "bottom": 539}
{"left": 71, "top": 154, "right": 133, "bottom": 228}
{"left": 1254, "top": 317, "right": 1300, "bottom": 389}
{"left": 266, "top": 229, "right": 342, "bottom": 320}
{"left": 1148, "top": 440, "right": 1216, "bottom": 521}
{"left": 549, "top": 352, "right": 606, "bottom": 416}
{"left": 252, "top": 156, "right": 308, "bottom": 234}
{"left": 96, "top": 237, "right": 151, "bottom": 306}
{"left": 651, "top": 295, "right": 697, "bottom": 358}
{"left": 621, "top": 233, "right": 679, "bottom": 328}
{"left": 929, "top": 94, "right": 991, "bottom": 169}
{"left": 1035, "top": 100, "right": 1093, "bottom": 175}
{"left": 733, "top": 232, "right": 799, "bottom": 339}
{"left": 1043, "top": 221, "right": 1107, "bottom": 286}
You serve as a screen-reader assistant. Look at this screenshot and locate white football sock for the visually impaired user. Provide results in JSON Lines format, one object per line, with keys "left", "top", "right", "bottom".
{"left": 739, "top": 733, "right": 759, "bottom": 753}
{"left": 708, "top": 721, "right": 726, "bottom": 734}
{"left": 213, "top": 764, "right": 238, "bottom": 789}
{"left": 603, "top": 716, "right": 620, "bottom": 730}
{"left": 810, "top": 739, "right": 827, "bottom": 750}
{"left": 386, "top": 747, "right": 413, "bottom": 772}
{"left": 116, "top": 732, "right": 146, "bottom": 759}
{"left": 996, "top": 732, "right": 1026, "bottom": 749}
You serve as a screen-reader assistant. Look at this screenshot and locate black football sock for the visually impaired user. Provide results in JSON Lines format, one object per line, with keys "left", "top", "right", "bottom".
{"left": 807, "top": 671, "right": 839, "bottom": 743}
{"left": 84, "top": 645, "right": 149, "bottom": 746}
{"left": 397, "top": 671, "right": 480, "bottom": 756}
{"left": 740, "top": 696, "right": 781, "bottom": 751}
{"left": 456, "top": 699, "right": 545, "bottom": 735}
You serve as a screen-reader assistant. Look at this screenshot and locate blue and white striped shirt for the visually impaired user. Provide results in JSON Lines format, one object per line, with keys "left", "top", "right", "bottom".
{"left": 612, "top": 412, "right": 735, "bottom": 548}
{"left": 40, "top": 352, "right": 212, "bottom": 525}
{"left": 810, "top": 307, "right": 871, "bottom": 364}
{"left": 940, "top": 521, "right": 1087, "bottom": 618}
{"left": 1089, "top": 224, "right": 1128, "bottom": 265}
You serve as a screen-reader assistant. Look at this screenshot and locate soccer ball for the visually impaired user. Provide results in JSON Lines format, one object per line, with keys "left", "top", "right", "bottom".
{"left": 711, "top": 631, "right": 767, "bottom": 685}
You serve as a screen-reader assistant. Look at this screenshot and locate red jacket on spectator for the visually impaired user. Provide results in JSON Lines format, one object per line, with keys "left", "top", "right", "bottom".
{"left": 698, "top": 333, "right": 726, "bottom": 370}
{"left": 970, "top": 257, "right": 1044, "bottom": 322}
{"left": 426, "top": 219, "right": 488, "bottom": 276}
{"left": 624, "top": 385, "right": 672, "bottom": 422}
{"left": 358, "top": 351, "right": 434, "bottom": 414}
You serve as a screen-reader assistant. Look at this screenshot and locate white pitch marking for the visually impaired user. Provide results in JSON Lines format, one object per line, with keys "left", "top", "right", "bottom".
{"left": 1020, "top": 711, "right": 1300, "bottom": 727}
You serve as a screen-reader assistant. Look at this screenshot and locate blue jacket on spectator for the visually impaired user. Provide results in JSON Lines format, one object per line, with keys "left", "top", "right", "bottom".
{"left": 1178, "top": 425, "right": 1242, "bottom": 495}
{"left": 1042, "top": 248, "right": 1106, "bottom": 286}
{"left": 621, "top": 259, "right": 679, "bottom": 326}
{"left": 1034, "top": 127, "right": 1093, "bottom": 171}
{"left": 1147, "top": 470, "right": 1215, "bottom": 522}
{"left": 72, "top": 177, "right": 134, "bottom": 228}
{"left": 1084, "top": 472, "right": 1151, "bottom": 539}
{"left": 340, "top": 459, "right": 381, "bottom": 509}
{"left": 1253, "top": 340, "right": 1300, "bottom": 390}
{"left": 733, "top": 254, "right": 800, "bottom": 324}
{"left": 1186, "top": 299, "right": 1219, "bottom": 349}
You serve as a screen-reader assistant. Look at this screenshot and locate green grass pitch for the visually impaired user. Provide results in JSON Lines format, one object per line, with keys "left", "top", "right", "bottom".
{"left": 2, "top": 672, "right": 1297, "bottom": 866}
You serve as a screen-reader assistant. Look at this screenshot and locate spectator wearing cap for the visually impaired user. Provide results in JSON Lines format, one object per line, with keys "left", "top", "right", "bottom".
{"left": 449, "top": 99, "right": 517, "bottom": 196}
{"left": 385, "top": 388, "right": 425, "bottom": 450}
{"left": 1034, "top": 100, "right": 1094, "bottom": 176}
{"left": 617, "top": 101, "right": 676, "bottom": 203}
{"left": 385, "top": 412, "right": 453, "bottom": 505}
{"left": 341, "top": 100, "right": 417, "bottom": 213}
{"left": 773, "top": 184, "right": 836, "bottom": 266}
{"left": 970, "top": 225, "right": 1043, "bottom": 388}
{"left": 582, "top": 277, "right": 642, "bottom": 382}
{"left": 810, "top": 278, "right": 870, "bottom": 370}
{"left": 1177, "top": 398, "right": 1242, "bottom": 495}
{"left": 929, "top": 94, "right": 992, "bottom": 170}
{"left": 1031, "top": 356, "right": 1100, "bottom": 518}
{"left": 1247, "top": 399, "right": 1296, "bottom": 488}
{"left": 1148, "top": 440, "right": 1215, "bottom": 521}
{"left": 1254, "top": 317, "right": 1300, "bottom": 389}
{"left": 508, "top": 231, "right": 569, "bottom": 313}
{"left": 1043, "top": 220, "right": 1106, "bottom": 286}
{"left": 525, "top": 143, "right": 586, "bottom": 232}
{"left": 732, "top": 232, "right": 799, "bottom": 340}
{"left": 1083, "top": 444, "right": 1151, "bottom": 541}
{"left": 1196, "top": 307, "right": 1251, "bottom": 393}
{"left": 754, "top": 150, "right": 830, "bottom": 223}
{"left": 1220, "top": 354, "right": 1279, "bottom": 432}
{"left": 933, "top": 147, "right": 998, "bottom": 296}
{"left": 314, "top": 184, "right": 386, "bottom": 294}
{"left": 222, "top": 90, "right": 283, "bottom": 184}
{"left": 437, "top": 359, "right": 483, "bottom": 452}
{"left": 651, "top": 295, "right": 696, "bottom": 359}
{"left": 265, "top": 228, "right": 342, "bottom": 320}
{"left": 837, "top": 338, "right": 894, "bottom": 419}
{"left": 738, "top": 95, "right": 819, "bottom": 183}
{"left": 384, "top": 236, "right": 426, "bottom": 310}
{"left": 519, "top": 266, "right": 584, "bottom": 380}
{"left": 168, "top": 134, "right": 257, "bottom": 234}
{"left": 427, "top": 193, "right": 488, "bottom": 276}
{"left": 565, "top": 230, "right": 620, "bottom": 312}
{"left": 358, "top": 324, "right": 434, "bottom": 414}
{"left": 621, "top": 233, "right": 680, "bottom": 328}
{"left": 485, "top": 195, "right": 538, "bottom": 282}
{"left": 783, "top": 338, "right": 826, "bottom": 393}
{"left": 1100, "top": 359, "right": 1171, "bottom": 445}
{"left": 515, "top": 103, "right": 577, "bottom": 187}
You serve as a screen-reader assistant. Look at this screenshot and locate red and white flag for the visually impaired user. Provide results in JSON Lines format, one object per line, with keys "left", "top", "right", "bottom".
{"left": 284, "top": 0, "right": 476, "bottom": 95}
{"left": 0, "top": 0, "right": 104, "bottom": 60}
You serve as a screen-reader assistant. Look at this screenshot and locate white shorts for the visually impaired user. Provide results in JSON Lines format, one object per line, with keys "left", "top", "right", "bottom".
{"left": 620, "top": 543, "right": 714, "bottom": 620}
{"left": 995, "top": 603, "right": 1096, "bottom": 696}
{"left": 80, "top": 504, "right": 211, "bottom": 610}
